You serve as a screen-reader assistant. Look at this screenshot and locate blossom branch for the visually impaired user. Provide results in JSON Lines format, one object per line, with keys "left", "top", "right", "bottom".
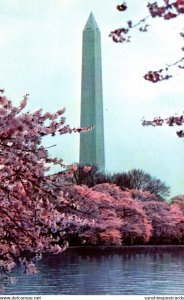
{"left": 142, "top": 112, "right": 184, "bottom": 137}
{"left": 111, "top": 1, "right": 184, "bottom": 82}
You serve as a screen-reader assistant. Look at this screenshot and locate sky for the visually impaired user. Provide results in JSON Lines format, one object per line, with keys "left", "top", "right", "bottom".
{"left": 0, "top": 0, "right": 184, "bottom": 197}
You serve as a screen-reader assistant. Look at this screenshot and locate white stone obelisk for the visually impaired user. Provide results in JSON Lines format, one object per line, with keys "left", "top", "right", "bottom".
{"left": 79, "top": 12, "right": 105, "bottom": 171}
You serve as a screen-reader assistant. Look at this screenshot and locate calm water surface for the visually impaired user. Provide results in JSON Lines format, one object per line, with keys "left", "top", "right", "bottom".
{"left": 4, "top": 246, "right": 184, "bottom": 295}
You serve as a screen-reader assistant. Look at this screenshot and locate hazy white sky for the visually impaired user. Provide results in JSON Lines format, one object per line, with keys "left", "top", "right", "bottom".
{"left": 1, "top": 0, "right": 184, "bottom": 197}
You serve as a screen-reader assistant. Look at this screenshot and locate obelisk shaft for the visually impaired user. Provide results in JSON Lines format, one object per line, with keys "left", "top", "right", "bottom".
{"left": 79, "top": 12, "right": 105, "bottom": 172}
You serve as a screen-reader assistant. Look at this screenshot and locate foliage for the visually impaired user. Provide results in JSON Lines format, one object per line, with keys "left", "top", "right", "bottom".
{"left": 127, "top": 189, "right": 165, "bottom": 202}
{"left": 72, "top": 165, "right": 102, "bottom": 186}
{"left": 142, "top": 200, "right": 184, "bottom": 243}
{"left": 72, "top": 166, "right": 169, "bottom": 199}
{"left": 61, "top": 183, "right": 152, "bottom": 246}
{"left": 112, "top": 169, "right": 170, "bottom": 197}
{"left": 0, "top": 90, "right": 183, "bottom": 290}
{"left": 111, "top": 1, "right": 184, "bottom": 82}
{"left": 170, "top": 195, "right": 184, "bottom": 213}
{"left": 0, "top": 92, "right": 94, "bottom": 289}
{"left": 61, "top": 183, "right": 184, "bottom": 246}
{"left": 92, "top": 184, "right": 152, "bottom": 244}
{"left": 72, "top": 165, "right": 118, "bottom": 187}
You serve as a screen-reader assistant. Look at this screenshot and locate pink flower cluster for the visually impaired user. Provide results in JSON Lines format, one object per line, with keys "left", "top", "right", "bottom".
{"left": 0, "top": 91, "right": 93, "bottom": 290}
{"left": 111, "top": 1, "right": 184, "bottom": 83}
{"left": 142, "top": 113, "right": 184, "bottom": 137}
{"left": 61, "top": 183, "right": 184, "bottom": 246}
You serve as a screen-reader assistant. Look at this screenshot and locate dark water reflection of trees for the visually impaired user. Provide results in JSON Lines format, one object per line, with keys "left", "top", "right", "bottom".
{"left": 4, "top": 246, "right": 184, "bottom": 295}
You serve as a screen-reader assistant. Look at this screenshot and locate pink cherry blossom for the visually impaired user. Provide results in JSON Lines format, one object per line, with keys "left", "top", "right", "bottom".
{"left": 0, "top": 91, "right": 93, "bottom": 289}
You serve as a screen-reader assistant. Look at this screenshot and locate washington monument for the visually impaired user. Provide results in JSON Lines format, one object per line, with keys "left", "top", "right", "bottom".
{"left": 79, "top": 12, "right": 105, "bottom": 171}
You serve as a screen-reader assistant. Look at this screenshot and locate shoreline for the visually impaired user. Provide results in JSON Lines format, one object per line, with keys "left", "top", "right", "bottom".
{"left": 63, "top": 244, "right": 184, "bottom": 255}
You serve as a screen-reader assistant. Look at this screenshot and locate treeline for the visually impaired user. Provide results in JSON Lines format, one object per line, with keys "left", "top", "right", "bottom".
{"left": 71, "top": 167, "right": 170, "bottom": 199}
{"left": 61, "top": 168, "right": 184, "bottom": 246}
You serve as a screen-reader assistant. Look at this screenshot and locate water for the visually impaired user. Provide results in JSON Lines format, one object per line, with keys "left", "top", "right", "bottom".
{"left": 3, "top": 246, "right": 184, "bottom": 295}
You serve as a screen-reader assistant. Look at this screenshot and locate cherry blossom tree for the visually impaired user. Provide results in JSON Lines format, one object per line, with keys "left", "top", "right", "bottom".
{"left": 142, "top": 200, "right": 184, "bottom": 243}
{"left": 53, "top": 182, "right": 184, "bottom": 246}
{"left": 170, "top": 195, "right": 184, "bottom": 213}
{"left": 92, "top": 184, "right": 152, "bottom": 244}
{"left": 57, "top": 184, "right": 123, "bottom": 246}
{"left": 62, "top": 183, "right": 151, "bottom": 246}
{"left": 62, "top": 183, "right": 184, "bottom": 246}
{"left": 0, "top": 91, "right": 94, "bottom": 290}
{"left": 111, "top": 1, "right": 184, "bottom": 82}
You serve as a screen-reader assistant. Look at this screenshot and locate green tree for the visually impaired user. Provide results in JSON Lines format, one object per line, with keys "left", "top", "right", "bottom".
{"left": 72, "top": 166, "right": 169, "bottom": 199}
{"left": 113, "top": 169, "right": 170, "bottom": 198}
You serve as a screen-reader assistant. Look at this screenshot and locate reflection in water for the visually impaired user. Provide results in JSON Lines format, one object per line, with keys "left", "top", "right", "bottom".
{"left": 3, "top": 246, "right": 184, "bottom": 295}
